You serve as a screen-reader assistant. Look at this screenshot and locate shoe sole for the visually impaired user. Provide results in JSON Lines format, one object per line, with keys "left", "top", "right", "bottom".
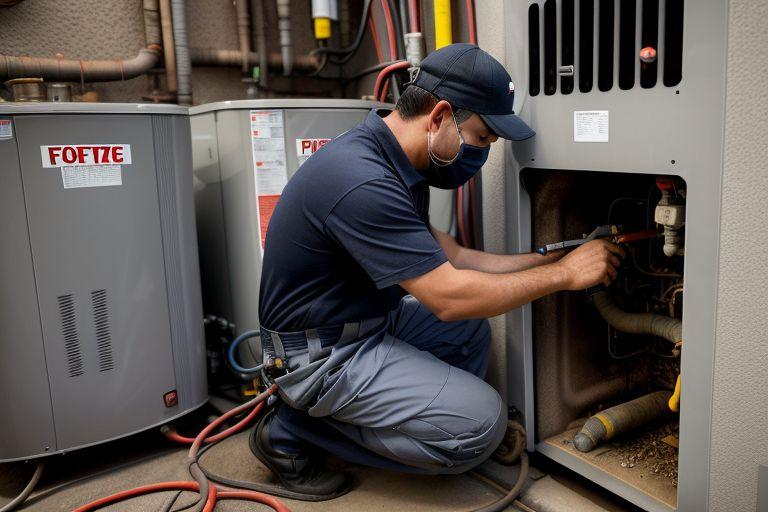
{"left": 248, "top": 412, "right": 354, "bottom": 502}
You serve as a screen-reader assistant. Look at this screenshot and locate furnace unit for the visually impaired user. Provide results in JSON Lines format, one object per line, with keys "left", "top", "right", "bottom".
{"left": 0, "top": 103, "right": 207, "bottom": 462}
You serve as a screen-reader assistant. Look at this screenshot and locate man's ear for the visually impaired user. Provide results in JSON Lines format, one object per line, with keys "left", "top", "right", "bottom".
{"left": 427, "top": 100, "right": 452, "bottom": 132}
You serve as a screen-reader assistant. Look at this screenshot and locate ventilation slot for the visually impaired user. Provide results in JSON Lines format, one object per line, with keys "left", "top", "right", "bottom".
{"left": 560, "top": 0, "right": 575, "bottom": 94}
{"left": 618, "top": 0, "right": 637, "bottom": 90}
{"left": 58, "top": 294, "right": 84, "bottom": 378}
{"left": 578, "top": 0, "right": 594, "bottom": 93}
{"left": 529, "top": 4, "right": 541, "bottom": 96}
{"left": 597, "top": 0, "right": 614, "bottom": 92}
{"left": 543, "top": 0, "right": 557, "bottom": 95}
{"left": 640, "top": 0, "right": 659, "bottom": 88}
{"left": 91, "top": 289, "right": 115, "bottom": 372}
{"left": 663, "top": 0, "right": 684, "bottom": 86}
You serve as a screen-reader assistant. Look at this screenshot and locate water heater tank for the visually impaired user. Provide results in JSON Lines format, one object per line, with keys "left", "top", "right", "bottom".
{"left": 0, "top": 103, "right": 207, "bottom": 462}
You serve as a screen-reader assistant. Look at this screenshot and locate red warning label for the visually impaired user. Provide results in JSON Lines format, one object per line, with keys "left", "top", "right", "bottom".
{"left": 258, "top": 195, "right": 281, "bottom": 248}
{"left": 40, "top": 144, "right": 132, "bottom": 168}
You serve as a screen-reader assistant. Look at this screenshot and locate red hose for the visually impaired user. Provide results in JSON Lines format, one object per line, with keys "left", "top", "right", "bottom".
{"left": 74, "top": 385, "right": 285, "bottom": 512}
{"left": 408, "top": 0, "right": 420, "bottom": 32}
{"left": 374, "top": 60, "right": 410, "bottom": 101}
{"left": 466, "top": 0, "right": 477, "bottom": 45}
{"left": 190, "top": 385, "right": 277, "bottom": 458}
{"left": 162, "top": 400, "right": 265, "bottom": 445}
{"left": 72, "top": 482, "right": 217, "bottom": 512}
{"left": 380, "top": 0, "right": 398, "bottom": 60}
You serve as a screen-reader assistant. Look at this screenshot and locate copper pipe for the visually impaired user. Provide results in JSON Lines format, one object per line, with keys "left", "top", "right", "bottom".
{"left": 0, "top": 0, "right": 161, "bottom": 82}
{"left": 189, "top": 48, "right": 321, "bottom": 73}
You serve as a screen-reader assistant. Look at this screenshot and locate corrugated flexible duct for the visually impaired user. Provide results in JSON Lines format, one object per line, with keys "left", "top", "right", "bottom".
{"left": 0, "top": 0, "right": 161, "bottom": 82}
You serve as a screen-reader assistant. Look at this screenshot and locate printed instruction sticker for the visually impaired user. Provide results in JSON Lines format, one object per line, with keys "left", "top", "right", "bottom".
{"left": 296, "top": 138, "right": 331, "bottom": 166}
{"left": 574, "top": 111, "right": 609, "bottom": 142}
{"left": 250, "top": 110, "right": 288, "bottom": 250}
{"left": 61, "top": 164, "right": 122, "bottom": 189}
{"left": 0, "top": 119, "right": 12, "bottom": 140}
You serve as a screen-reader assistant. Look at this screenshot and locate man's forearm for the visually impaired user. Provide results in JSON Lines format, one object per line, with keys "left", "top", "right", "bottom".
{"left": 431, "top": 225, "right": 557, "bottom": 273}
{"left": 453, "top": 246, "right": 558, "bottom": 273}
{"left": 408, "top": 262, "right": 568, "bottom": 321}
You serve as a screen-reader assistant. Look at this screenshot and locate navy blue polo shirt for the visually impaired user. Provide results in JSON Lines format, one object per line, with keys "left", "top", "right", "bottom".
{"left": 258, "top": 110, "right": 448, "bottom": 331}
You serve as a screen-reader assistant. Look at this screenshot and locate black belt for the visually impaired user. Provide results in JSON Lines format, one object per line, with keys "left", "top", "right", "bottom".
{"left": 260, "top": 317, "right": 385, "bottom": 366}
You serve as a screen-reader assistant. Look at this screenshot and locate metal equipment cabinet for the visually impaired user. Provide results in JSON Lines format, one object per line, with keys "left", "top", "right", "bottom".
{"left": 189, "top": 99, "right": 387, "bottom": 336}
{"left": 0, "top": 103, "right": 207, "bottom": 462}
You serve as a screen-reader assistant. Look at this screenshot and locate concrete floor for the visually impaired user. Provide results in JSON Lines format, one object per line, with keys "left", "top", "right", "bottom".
{"left": 0, "top": 428, "right": 507, "bottom": 511}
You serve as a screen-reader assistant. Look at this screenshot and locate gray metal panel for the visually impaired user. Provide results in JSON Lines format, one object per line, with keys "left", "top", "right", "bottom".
{"left": 152, "top": 114, "right": 208, "bottom": 410}
{"left": 215, "top": 108, "right": 263, "bottom": 333}
{"left": 0, "top": 117, "right": 58, "bottom": 461}
{"left": 283, "top": 108, "right": 369, "bottom": 177}
{"left": 191, "top": 112, "right": 234, "bottom": 321}
{"left": 503, "top": 1, "right": 730, "bottom": 510}
{"left": 14, "top": 114, "right": 178, "bottom": 450}
{"left": 189, "top": 99, "right": 389, "bottom": 116}
{"left": 0, "top": 103, "right": 187, "bottom": 115}
{"left": 758, "top": 466, "right": 768, "bottom": 512}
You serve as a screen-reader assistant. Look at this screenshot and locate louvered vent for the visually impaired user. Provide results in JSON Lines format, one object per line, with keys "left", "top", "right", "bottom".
{"left": 529, "top": 0, "right": 684, "bottom": 96}
{"left": 91, "top": 289, "right": 115, "bottom": 372}
{"left": 58, "top": 294, "right": 84, "bottom": 377}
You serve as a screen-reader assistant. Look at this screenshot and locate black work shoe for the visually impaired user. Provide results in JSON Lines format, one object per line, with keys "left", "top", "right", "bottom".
{"left": 249, "top": 407, "right": 352, "bottom": 501}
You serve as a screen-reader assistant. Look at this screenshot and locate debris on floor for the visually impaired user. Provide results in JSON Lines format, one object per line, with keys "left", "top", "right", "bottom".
{"left": 615, "top": 422, "right": 679, "bottom": 487}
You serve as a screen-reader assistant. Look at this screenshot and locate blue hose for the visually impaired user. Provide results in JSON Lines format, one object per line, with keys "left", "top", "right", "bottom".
{"left": 227, "top": 330, "right": 264, "bottom": 374}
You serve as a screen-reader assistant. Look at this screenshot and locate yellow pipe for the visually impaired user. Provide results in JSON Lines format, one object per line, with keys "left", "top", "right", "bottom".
{"left": 669, "top": 374, "right": 681, "bottom": 412}
{"left": 434, "top": 0, "right": 452, "bottom": 49}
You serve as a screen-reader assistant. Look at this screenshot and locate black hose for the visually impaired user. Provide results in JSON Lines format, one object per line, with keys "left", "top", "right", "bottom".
{"left": 471, "top": 452, "right": 529, "bottom": 512}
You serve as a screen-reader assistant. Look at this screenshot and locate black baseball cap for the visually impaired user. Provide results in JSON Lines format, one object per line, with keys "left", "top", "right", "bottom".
{"left": 409, "top": 43, "right": 535, "bottom": 141}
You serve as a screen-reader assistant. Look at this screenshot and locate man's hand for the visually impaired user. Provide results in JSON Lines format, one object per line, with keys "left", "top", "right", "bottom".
{"left": 555, "top": 239, "right": 625, "bottom": 290}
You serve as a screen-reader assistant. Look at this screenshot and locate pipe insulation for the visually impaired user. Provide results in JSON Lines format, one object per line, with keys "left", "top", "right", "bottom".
{"left": 0, "top": 0, "right": 161, "bottom": 82}
{"left": 170, "top": 0, "right": 192, "bottom": 104}
{"left": 592, "top": 290, "right": 683, "bottom": 343}
{"left": 573, "top": 390, "right": 673, "bottom": 452}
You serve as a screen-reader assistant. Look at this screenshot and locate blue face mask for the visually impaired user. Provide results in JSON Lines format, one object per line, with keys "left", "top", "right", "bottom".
{"left": 423, "top": 112, "right": 491, "bottom": 190}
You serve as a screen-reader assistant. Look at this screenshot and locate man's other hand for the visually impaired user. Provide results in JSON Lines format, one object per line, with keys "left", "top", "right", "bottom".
{"left": 555, "top": 239, "right": 625, "bottom": 290}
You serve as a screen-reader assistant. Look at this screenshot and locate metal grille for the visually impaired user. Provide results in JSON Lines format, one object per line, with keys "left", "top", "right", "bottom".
{"left": 529, "top": 0, "right": 684, "bottom": 96}
{"left": 57, "top": 293, "right": 84, "bottom": 377}
{"left": 91, "top": 289, "right": 114, "bottom": 372}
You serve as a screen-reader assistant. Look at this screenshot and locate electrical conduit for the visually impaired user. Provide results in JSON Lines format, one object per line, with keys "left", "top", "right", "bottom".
{"left": 277, "top": 0, "right": 293, "bottom": 76}
{"left": 171, "top": 0, "right": 192, "bottom": 104}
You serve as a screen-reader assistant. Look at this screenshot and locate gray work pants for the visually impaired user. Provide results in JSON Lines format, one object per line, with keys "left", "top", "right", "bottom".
{"left": 271, "top": 295, "right": 507, "bottom": 474}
